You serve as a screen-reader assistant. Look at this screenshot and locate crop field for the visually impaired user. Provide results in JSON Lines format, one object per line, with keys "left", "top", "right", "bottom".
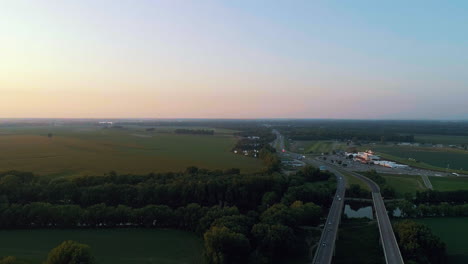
{"left": 380, "top": 174, "right": 426, "bottom": 197}
{"left": 415, "top": 134, "right": 468, "bottom": 145}
{"left": 0, "top": 125, "right": 262, "bottom": 177}
{"left": 371, "top": 145, "right": 468, "bottom": 173}
{"left": 429, "top": 176, "right": 468, "bottom": 191}
{"left": 289, "top": 140, "right": 346, "bottom": 154}
{"left": 415, "top": 218, "right": 468, "bottom": 264}
{"left": 0, "top": 228, "right": 203, "bottom": 264}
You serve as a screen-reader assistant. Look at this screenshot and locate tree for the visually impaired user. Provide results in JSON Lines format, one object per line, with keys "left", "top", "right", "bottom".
{"left": 0, "top": 256, "right": 27, "bottom": 264}
{"left": 45, "top": 240, "right": 95, "bottom": 264}
{"left": 204, "top": 226, "right": 250, "bottom": 264}
{"left": 251, "top": 223, "right": 295, "bottom": 260}
{"left": 394, "top": 220, "right": 447, "bottom": 264}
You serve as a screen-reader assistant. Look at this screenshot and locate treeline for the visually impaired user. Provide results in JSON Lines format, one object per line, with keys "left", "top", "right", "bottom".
{"left": 394, "top": 220, "right": 447, "bottom": 264}
{"left": 0, "top": 167, "right": 335, "bottom": 263}
{"left": 174, "top": 129, "right": 214, "bottom": 135}
{"left": 232, "top": 128, "right": 276, "bottom": 152}
{"left": 391, "top": 200, "right": 468, "bottom": 218}
{"left": 272, "top": 120, "right": 468, "bottom": 137}
{"left": 414, "top": 190, "right": 468, "bottom": 204}
{"left": 281, "top": 127, "right": 414, "bottom": 142}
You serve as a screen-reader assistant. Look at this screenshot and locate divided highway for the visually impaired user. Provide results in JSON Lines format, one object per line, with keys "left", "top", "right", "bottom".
{"left": 310, "top": 161, "right": 346, "bottom": 264}
{"left": 272, "top": 129, "right": 403, "bottom": 264}
{"left": 273, "top": 129, "right": 346, "bottom": 263}
{"left": 346, "top": 171, "right": 405, "bottom": 264}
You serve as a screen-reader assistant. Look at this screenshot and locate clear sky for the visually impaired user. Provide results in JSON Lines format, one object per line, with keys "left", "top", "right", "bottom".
{"left": 1, "top": 0, "right": 467, "bottom": 119}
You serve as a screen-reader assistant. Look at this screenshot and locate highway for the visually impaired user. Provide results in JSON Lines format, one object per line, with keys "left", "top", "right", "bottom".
{"left": 272, "top": 130, "right": 346, "bottom": 264}
{"left": 310, "top": 161, "right": 346, "bottom": 264}
{"left": 273, "top": 129, "right": 403, "bottom": 264}
{"left": 345, "top": 171, "right": 405, "bottom": 264}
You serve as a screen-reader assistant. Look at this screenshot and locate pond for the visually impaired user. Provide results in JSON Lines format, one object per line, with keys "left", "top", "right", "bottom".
{"left": 343, "top": 201, "right": 374, "bottom": 219}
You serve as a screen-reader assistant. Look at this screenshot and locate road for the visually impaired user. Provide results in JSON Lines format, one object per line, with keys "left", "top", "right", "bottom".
{"left": 421, "top": 175, "right": 433, "bottom": 189}
{"left": 310, "top": 161, "right": 346, "bottom": 264}
{"left": 272, "top": 129, "right": 346, "bottom": 264}
{"left": 345, "top": 170, "right": 405, "bottom": 264}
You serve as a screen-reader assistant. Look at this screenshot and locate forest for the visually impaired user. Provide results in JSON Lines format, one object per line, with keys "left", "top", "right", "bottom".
{"left": 0, "top": 166, "right": 335, "bottom": 263}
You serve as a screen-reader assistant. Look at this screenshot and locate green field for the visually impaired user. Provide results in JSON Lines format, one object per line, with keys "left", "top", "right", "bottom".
{"left": 334, "top": 219, "right": 384, "bottom": 264}
{"left": 341, "top": 171, "right": 371, "bottom": 191}
{"left": 0, "top": 228, "right": 203, "bottom": 264}
{"left": 415, "top": 134, "right": 468, "bottom": 145}
{"left": 429, "top": 176, "right": 468, "bottom": 191}
{"left": 381, "top": 174, "right": 426, "bottom": 197}
{"left": 0, "top": 125, "right": 262, "bottom": 177}
{"left": 371, "top": 145, "right": 468, "bottom": 173}
{"left": 414, "top": 218, "right": 468, "bottom": 264}
{"left": 289, "top": 140, "right": 345, "bottom": 154}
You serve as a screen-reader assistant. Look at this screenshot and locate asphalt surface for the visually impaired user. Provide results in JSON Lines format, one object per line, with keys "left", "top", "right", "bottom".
{"left": 310, "top": 160, "right": 346, "bottom": 264}
{"left": 346, "top": 171, "right": 405, "bottom": 264}
{"left": 273, "top": 130, "right": 346, "bottom": 264}
{"left": 273, "top": 130, "right": 403, "bottom": 264}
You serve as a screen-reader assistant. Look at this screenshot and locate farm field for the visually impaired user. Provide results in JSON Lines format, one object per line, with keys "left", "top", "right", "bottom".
{"left": 414, "top": 218, "right": 468, "bottom": 264}
{"left": 380, "top": 174, "right": 426, "bottom": 197}
{"left": 429, "top": 176, "right": 468, "bottom": 191}
{"left": 371, "top": 145, "right": 468, "bottom": 173}
{"left": 0, "top": 228, "right": 203, "bottom": 264}
{"left": 289, "top": 140, "right": 346, "bottom": 154}
{"left": 415, "top": 134, "right": 468, "bottom": 145}
{"left": 0, "top": 125, "right": 262, "bottom": 177}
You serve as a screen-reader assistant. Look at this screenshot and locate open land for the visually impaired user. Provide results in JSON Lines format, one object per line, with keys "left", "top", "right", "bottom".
{"left": 414, "top": 218, "right": 468, "bottom": 264}
{"left": 429, "top": 176, "right": 468, "bottom": 191}
{"left": 370, "top": 145, "right": 468, "bottom": 173}
{"left": 289, "top": 140, "right": 346, "bottom": 154}
{"left": 0, "top": 125, "right": 262, "bottom": 177}
{"left": 415, "top": 134, "right": 468, "bottom": 145}
{"left": 0, "top": 228, "right": 203, "bottom": 264}
{"left": 380, "top": 174, "right": 426, "bottom": 197}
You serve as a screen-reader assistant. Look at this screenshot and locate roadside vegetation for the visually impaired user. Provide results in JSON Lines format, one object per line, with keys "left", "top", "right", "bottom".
{"left": 334, "top": 219, "right": 384, "bottom": 264}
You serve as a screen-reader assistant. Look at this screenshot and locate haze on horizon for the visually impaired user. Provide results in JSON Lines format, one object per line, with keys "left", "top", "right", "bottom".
{"left": 1, "top": 0, "right": 467, "bottom": 120}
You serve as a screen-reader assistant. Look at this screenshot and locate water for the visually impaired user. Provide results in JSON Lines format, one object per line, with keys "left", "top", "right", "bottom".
{"left": 343, "top": 202, "right": 374, "bottom": 219}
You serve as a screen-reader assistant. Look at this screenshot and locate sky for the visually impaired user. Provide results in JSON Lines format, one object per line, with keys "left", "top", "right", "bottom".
{"left": 1, "top": 0, "right": 467, "bottom": 119}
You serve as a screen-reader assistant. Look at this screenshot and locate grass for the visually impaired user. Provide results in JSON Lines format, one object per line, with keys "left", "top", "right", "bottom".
{"left": 414, "top": 218, "right": 468, "bottom": 264}
{"left": 0, "top": 125, "right": 262, "bottom": 177}
{"left": 415, "top": 134, "right": 468, "bottom": 145}
{"left": 334, "top": 219, "right": 384, "bottom": 264}
{"left": 380, "top": 174, "right": 426, "bottom": 198}
{"left": 429, "top": 176, "right": 468, "bottom": 191}
{"left": 0, "top": 228, "right": 203, "bottom": 264}
{"left": 340, "top": 171, "right": 371, "bottom": 191}
{"left": 289, "top": 140, "right": 345, "bottom": 154}
{"left": 370, "top": 145, "right": 468, "bottom": 174}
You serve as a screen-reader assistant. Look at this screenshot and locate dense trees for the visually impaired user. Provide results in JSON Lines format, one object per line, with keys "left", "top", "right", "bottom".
{"left": 393, "top": 200, "right": 468, "bottom": 218}
{"left": 394, "top": 220, "right": 447, "bottom": 264}
{"left": 0, "top": 168, "right": 335, "bottom": 264}
{"left": 414, "top": 190, "right": 468, "bottom": 204}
